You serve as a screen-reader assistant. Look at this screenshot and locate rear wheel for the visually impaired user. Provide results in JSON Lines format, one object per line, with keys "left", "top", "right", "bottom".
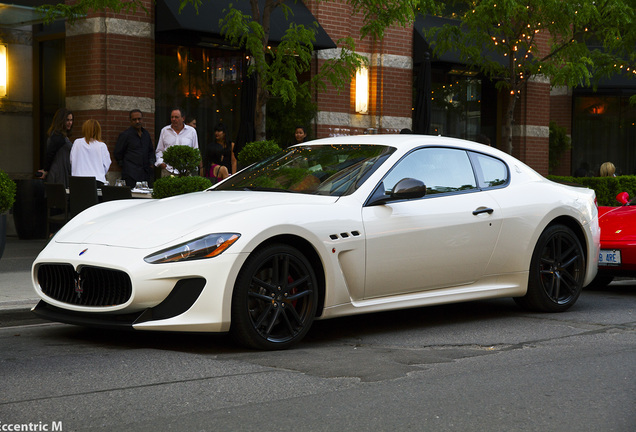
{"left": 515, "top": 224, "right": 585, "bottom": 312}
{"left": 230, "top": 244, "right": 318, "bottom": 350}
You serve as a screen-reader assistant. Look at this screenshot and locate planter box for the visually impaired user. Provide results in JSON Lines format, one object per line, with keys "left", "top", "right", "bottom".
{"left": 13, "top": 179, "right": 47, "bottom": 240}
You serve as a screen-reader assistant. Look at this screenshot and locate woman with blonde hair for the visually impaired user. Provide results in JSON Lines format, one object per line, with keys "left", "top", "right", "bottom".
{"left": 599, "top": 161, "right": 616, "bottom": 177}
{"left": 70, "top": 119, "right": 111, "bottom": 185}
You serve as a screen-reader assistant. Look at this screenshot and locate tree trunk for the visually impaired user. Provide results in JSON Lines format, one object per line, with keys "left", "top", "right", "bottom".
{"left": 254, "top": 81, "right": 268, "bottom": 141}
{"left": 252, "top": 0, "right": 275, "bottom": 141}
{"left": 503, "top": 92, "right": 517, "bottom": 155}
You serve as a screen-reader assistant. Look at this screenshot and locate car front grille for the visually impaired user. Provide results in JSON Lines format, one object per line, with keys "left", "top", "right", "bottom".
{"left": 37, "top": 264, "right": 133, "bottom": 307}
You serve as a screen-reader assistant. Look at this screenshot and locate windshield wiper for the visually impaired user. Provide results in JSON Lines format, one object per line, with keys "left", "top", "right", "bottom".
{"left": 240, "top": 186, "right": 299, "bottom": 193}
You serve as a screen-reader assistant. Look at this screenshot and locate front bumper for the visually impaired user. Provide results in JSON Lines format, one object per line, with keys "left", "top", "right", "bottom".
{"left": 598, "top": 239, "right": 636, "bottom": 273}
{"left": 32, "top": 277, "right": 207, "bottom": 330}
{"left": 32, "top": 241, "right": 249, "bottom": 333}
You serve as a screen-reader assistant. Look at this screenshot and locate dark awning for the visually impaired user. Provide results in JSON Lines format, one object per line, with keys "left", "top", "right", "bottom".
{"left": 414, "top": 14, "right": 508, "bottom": 67}
{"left": 0, "top": 1, "right": 58, "bottom": 27}
{"left": 414, "top": 15, "right": 465, "bottom": 65}
{"left": 156, "top": 0, "right": 336, "bottom": 50}
{"left": 596, "top": 74, "right": 635, "bottom": 89}
{"left": 577, "top": 73, "right": 636, "bottom": 91}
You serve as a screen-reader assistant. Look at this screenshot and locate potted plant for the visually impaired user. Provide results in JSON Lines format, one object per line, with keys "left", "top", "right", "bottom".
{"left": 152, "top": 145, "right": 212, "bottom": 199}
{"left": 237, "top": 140, "right": 282, "bottom": 169}
{"left": 0, "top": 169, "right": 17, "bottom": 259}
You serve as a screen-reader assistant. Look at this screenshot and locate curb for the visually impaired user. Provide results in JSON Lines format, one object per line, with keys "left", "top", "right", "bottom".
{"left": 0, "top": 299, "right": 39, "bottom": 311}
{"left": 0, "top": 301, "right": 44, "bottom": 327}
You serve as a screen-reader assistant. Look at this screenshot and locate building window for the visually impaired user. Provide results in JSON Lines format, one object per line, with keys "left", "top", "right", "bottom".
{"left": 430, "top": 72, "right": 482, "bottom": 140}
{"left": 572, "top": 93, "right": 636, "bottom": 176}
{"left": 155, "top": 44, "right": 243, "bottom": 149}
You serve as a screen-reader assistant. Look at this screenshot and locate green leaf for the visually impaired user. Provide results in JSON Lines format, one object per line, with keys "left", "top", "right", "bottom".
{"left": 152, "top": 176, "right": 212, "bottom": 199}
{"left": 237, "top": 140, "right": 282, "bottom": 168}
{"left": 162, "top": 145, "right": 202, "bottom": 177}
{"left": 0, "top": 170, "right": 17, "bottom": 214}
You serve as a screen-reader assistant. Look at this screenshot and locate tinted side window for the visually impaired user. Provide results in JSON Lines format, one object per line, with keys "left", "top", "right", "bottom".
{"left": 471, "top": 152, "right": 509, "bottom": 188}
{"left": 383, "top": 147, "right": 477, "bottom": 195}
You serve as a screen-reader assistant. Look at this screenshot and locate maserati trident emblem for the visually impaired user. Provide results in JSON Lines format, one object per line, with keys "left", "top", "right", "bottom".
{"left": 74, "top": 274, "right": 84, "bottom": 299}
{"left": 79, "top": 248, "right": 88, "bottom": 256}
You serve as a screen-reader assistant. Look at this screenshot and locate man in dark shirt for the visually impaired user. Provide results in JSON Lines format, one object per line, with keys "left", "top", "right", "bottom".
{"left": 115, "top": 109, "right": 155, "bottom": 187}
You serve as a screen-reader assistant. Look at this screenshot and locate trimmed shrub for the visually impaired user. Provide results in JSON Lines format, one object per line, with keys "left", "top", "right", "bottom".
{"left": 152, "top": 176, "right": 213, "bottom": 199}
{"left": 237, "top": 140, "right": 282, "bottom": 169}
{"left": 0, "top": 170, "right": 16, "bottom": 213}
{"left": 163, "top": 145, "right": 201, "bottom": 177}
{"left": 547, "top": 175, "right": 636, "bottom": 206}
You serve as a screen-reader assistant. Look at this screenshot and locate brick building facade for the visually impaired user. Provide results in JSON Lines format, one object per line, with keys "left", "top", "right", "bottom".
{"left": 64, "top": 0, "right": 156, "bottom": 174}
{"left": 308, "top": 1, "right": 414, "bottom": 137}
{"left": 0, "top": 0, "right": 633, "bottom": 180}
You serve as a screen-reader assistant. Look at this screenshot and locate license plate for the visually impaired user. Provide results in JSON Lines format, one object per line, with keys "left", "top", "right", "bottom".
{"left": 599, "top": 249, "right": 621, "bottom": 266}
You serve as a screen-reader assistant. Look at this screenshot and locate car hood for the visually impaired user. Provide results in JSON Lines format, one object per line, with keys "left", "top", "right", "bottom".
{"left": 598, "top": 206, "right": 636, "bottom": 241}
{"left": 55, "top": 190, "right": 339, "bottom": 248}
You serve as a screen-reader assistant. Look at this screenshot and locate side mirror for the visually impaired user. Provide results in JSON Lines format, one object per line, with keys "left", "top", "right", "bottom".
{"left": 366, "top": 178, "right": 427, "bottom": 206}
{"left": 392, "top": 178, "right": 427, "bottom": 200}
{"left": 616, "top": 192, "right": 630, "bottom": 205}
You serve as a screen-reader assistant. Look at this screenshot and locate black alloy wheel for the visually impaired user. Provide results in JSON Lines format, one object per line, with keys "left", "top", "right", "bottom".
{"left": 231, "top": 244, "right": 318, "bottom": 350}
{"left": 515, "top": 224, "right": 585, "bottom": 312}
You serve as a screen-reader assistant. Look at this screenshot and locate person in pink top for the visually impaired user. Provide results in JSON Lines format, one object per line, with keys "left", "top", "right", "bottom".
{"left": 203, "top": 142, "right": 229, "bottom": 184}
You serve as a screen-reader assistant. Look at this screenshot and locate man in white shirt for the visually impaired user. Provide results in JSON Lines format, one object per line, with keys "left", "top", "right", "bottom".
{"left": 155, "top": 107, "right": 199, "bottom": 176}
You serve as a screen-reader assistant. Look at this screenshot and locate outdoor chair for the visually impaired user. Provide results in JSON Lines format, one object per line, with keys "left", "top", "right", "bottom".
{"left": 44, "top": 182, "right": 69, "bottom": 237}
{"left": 101, "top": 185, "right": 132, "bottom": 201}
{"left": 69, "top": 176, "right": 98, "bottom": 218}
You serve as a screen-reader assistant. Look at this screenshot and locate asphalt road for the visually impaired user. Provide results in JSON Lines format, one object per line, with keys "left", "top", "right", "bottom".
{"left": 1, "top": 283, "right": 634, "bottom": 432}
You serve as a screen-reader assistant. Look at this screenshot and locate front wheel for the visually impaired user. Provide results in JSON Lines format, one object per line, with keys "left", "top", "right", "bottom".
{"left": 515, "top": 224, "right": 585, "bottom": 312}
{"left": 230, "top": 244, "right": 318, "bottom": 350}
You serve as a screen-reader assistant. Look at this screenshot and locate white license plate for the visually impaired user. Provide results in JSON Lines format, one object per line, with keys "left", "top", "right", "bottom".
{"left": 599, "top": 249, "right": 621, "bottom": 266}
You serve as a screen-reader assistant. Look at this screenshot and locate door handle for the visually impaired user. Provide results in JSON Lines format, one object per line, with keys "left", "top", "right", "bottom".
{"left": 472, "top": 207, "right": 494, "bottom": 216}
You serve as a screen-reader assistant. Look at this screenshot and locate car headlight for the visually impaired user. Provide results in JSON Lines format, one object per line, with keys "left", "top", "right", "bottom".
{"left": 144, "top": 233, "right": 240, "bottom": 264}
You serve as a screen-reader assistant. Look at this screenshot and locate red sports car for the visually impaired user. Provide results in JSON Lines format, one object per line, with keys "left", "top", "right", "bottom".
{"left": 594, "top": 192, "right": 636, "bottom": 287}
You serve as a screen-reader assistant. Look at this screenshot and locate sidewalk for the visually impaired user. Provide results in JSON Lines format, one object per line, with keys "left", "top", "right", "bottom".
{"left": 0, "top": 216, "right": 48, "bottom": 315}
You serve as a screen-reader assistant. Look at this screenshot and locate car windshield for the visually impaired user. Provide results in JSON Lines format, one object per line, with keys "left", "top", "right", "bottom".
{"left": 215, "top": 144, "right": 395, "bottom": 196}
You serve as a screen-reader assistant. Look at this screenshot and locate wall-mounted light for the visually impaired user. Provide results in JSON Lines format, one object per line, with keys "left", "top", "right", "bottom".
{"left": 0, "top": 44, "right": 7, "bottom": 97}
{"left": 355, "top": 66, "right": 369, "bottom": 114}
{"left": 588, "top": 103, "right": 605, "bottom": 115}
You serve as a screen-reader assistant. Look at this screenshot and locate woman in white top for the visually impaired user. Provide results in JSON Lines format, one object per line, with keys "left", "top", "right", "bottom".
{"left": 70, "top": 119, "right": 111, "bottom": 185}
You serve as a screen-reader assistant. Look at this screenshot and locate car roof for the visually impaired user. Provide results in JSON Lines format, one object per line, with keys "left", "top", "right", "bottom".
{"left": 301, "top": 134, "right": 502, "bottom": 155}
{"left": 298, "top": 134, "right": 543, "bottom": 182}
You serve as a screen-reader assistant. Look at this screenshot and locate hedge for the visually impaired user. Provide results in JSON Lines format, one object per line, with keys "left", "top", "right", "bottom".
{"left": 152, "top": 176, "right": 213, "bottom": 199}
{"left": 547, "top": 175, "right": 636, "bottom": 207}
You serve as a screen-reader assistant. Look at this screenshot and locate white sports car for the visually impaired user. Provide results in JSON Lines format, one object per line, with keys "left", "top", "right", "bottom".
{"left": 32, "top": 135, "right": 600, "bottom": 349}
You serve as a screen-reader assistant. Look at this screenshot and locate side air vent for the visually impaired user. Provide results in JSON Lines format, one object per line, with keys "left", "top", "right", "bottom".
{"left": 329, "top": 231, "right": 362, "bottom": 240}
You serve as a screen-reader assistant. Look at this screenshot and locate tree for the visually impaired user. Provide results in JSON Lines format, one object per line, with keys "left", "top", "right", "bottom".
{"left": 185, "top": 0, "right": 436, "bottom": 140}
{"left": 214, "top": 0, "right": 362, "bottom": 140}
{"left": 40, "top": 0, "right": 436, "bottom": 141}
{"left": 38, "top": 0, "right": 147, "bottom": 23}
{"left": 427, "top": 0, "right": 635, "bottom": 154}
